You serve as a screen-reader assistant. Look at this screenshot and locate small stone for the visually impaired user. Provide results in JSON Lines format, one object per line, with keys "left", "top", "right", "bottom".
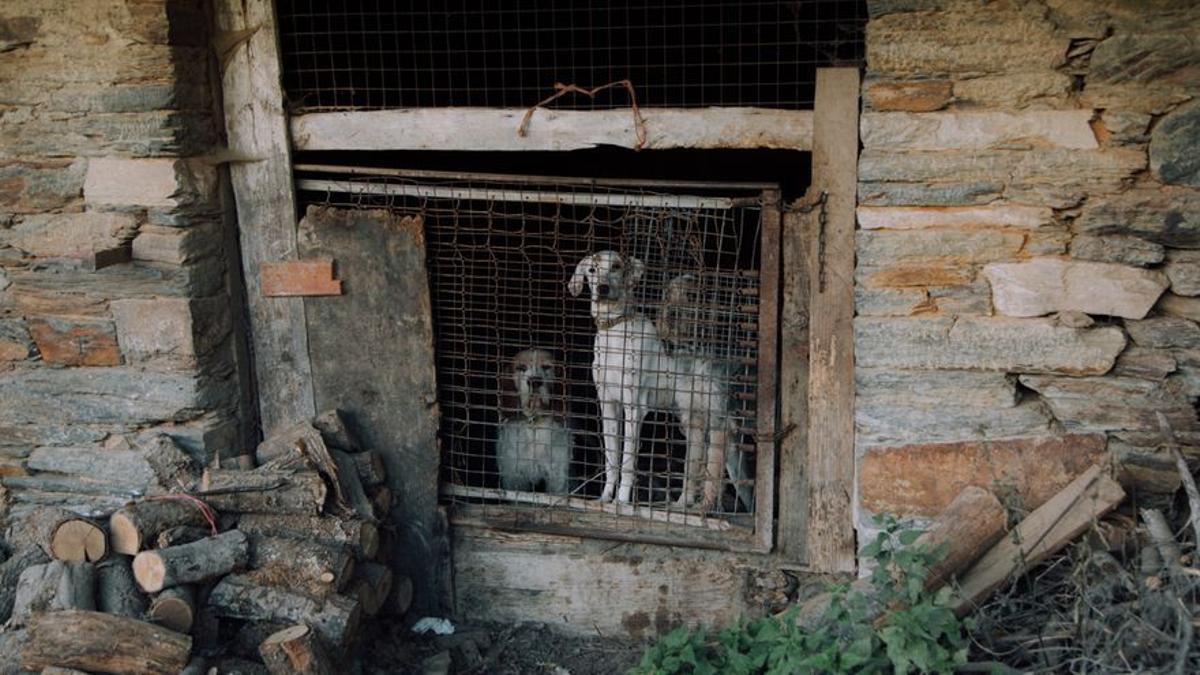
{"left": 0, "top": 157, "right": 86, "bottom": 214}
{"left": 855, "top": 316, "right": 1127, "bottom": 375}
{"left": 859, "top": 434, "right": 1107, "bottom": 517}
{"left": 27, "top": 316, "right": 121, "bottom": 366}
{"left": 0, "top": 318, "right": 35, "bottom": 362}
{"left": 1126, "top": 316, "right": 1200, "bottom": 349}
{"left": 858, "top": 263, "right": 975, "bottom": 288}
{"left": 1151, "top": 101, "right": 1200, "bottom": 187}
{"left": 951, "top": 71, "right": 1073, "bottom": 109}
{"left": 1070, "top": 234, "right": 1165, "bottom": 267}
{"left": 929, "top": 281, "right": 992, "bottom": 315}
{"left": 984, "top": 258, "right": 1168, "bottom": 320}
{"left": 84, "top": 158, "right": 217, "bottom": 210}
{"left": 1100, "top": 111, "right": 1152, "bottom": 145}
{"left": 1020, "top": 374, "right": 1198, "bottom": 433}
{"left": 856, "top": 369, "right": 1018, "bottom": 408}
{"left": 1091, "top": 33, "right": 1200, "bottom": 86}
{"left": 855, "top": 286, "right": 931, "bottom": 316}
{"left": 111, "top": 296, "right": 231, "bottom": 369}
{"left": 1112, "top": 347, "right": 1177, "bottom": 381}
{"left": 861, "top": 110, "right": 1098, "bottom": 151}
{"left": 856, "top": 400, "right": 1055, "bottom": 446}
{"left": 7, "top": 212, "right": 138, "bottom": 259}
{"left": 858, "top": 228, "right": 1025, "bottom": 266}
{"left": 1056, "top": 311, "right": 1094, "bottom": 329}
{"left": 857, "top": 204, "right": 1052, "bottom": 230}
{"left": 864, "top": 79, "right": 952, "bottom": 112}
{"left": 131, "top": 222, "right": 221, "bottom": 265}
{"left": 1077, "top": 186, "right": 1200, "bottom": 249}
{"left": 1157, "top": 293, "right": 1200, "bottom": 322}
{"left": 1164, "top": 250, "right": 1200, "bottom": 296}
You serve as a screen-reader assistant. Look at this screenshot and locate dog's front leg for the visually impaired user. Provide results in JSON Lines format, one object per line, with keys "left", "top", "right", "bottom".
{"left": 675, "top": 410, "right": 705, "bottom": 508}
{"left": 616, "top": 401, "right": 641, "bottom": 503}
{"left": 598, "top": 397, "right": 622, "bottom": 502}
{"left": 700, "top": 422, "right": 728, "bottom": 512}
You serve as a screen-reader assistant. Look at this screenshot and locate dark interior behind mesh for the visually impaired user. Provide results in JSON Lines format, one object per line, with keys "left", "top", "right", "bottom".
{"left": 277, "top": 0, "right": 866, "bottom": 111}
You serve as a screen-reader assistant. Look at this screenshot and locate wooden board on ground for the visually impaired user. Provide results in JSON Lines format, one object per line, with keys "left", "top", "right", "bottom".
{"left": 297, "top": 205, "right": 444, "bottom": 615}
{"left": 951, "top": 464, "right": 1125, "bottom": 615}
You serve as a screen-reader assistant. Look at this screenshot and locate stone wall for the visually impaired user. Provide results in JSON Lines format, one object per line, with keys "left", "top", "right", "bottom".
{"left": 0, "top": 1, "right": 247, "bottom": 512}
{"left": 856, "top": 0, "right": 1200, "bottom": 537}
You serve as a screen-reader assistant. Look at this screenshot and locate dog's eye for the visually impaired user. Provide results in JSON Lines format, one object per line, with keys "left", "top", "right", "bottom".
{"left": 612, "top": 262, "right": 623, "bottom": 272}
{"left": 587, "top": 266, "right": 595, "bottom": 274}
{"left": 516, "top": 365, "right": 527, "bottom": 372}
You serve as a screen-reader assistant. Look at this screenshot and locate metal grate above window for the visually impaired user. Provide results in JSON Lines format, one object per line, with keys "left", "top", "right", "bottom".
{"left": 276, "top": 0, "right": 866, "bottom": 112}
{"left": 296, "top": 167, "right": 780, "bottom": 550}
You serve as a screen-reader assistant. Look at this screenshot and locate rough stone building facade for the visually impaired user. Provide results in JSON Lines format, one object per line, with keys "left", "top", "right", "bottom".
{"left": 0, "top": 1, "right": 249, "bottom": 510}
{"left": 854, "top": 0, "right": 1200, "bottom": 540}
{"left": 0, "top": 0, "right": 1198, "bottom": 635}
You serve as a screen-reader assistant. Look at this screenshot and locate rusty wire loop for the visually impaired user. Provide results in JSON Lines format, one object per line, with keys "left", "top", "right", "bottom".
{"left": 517, "top": 80, "right": 647, "bottom": 150}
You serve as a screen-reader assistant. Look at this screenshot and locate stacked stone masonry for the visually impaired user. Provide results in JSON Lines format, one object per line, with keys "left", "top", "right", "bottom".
{"left": 0, "top": 1, "right": 243, "bottom": 514}
{"left": 856, "top": 0, "right": 1200, "bottom": 542}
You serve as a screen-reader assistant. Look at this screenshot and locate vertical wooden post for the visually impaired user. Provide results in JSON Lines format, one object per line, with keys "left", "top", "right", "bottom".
{"left": 755, "top": 190, "right": 781, "bottom": 552}
{"left": 803, "top": 68, "right": 860, "bottom": 572}
{"left": 776, "top": 205, "right": 812, "bottom": 561}
{"left": 215, "top": 0, "right": 317, "bottom": 437}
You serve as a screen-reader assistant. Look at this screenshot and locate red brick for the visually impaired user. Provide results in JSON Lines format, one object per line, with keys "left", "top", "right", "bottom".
{"left": 860, "top": 434, "right": 1107, "bottom": 517}
{"left": 28, "top": 316, "right": 121, "bottom": 366}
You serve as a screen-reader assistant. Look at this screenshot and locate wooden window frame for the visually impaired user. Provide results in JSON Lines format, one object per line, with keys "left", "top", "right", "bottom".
{"left": 218, "top": 0, "right": 858, "bottom": 571}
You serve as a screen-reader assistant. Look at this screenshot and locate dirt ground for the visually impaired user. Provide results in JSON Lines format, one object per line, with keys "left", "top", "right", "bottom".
{"left": 359, "top": 619, "right": 644, "bottom": 674}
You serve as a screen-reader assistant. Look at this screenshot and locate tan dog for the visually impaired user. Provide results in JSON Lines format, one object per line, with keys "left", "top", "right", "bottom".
{"left": 496, "top": 348, "right": 571, "bottom": 493}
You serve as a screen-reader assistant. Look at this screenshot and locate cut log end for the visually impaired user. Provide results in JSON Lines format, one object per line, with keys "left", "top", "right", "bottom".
{"left": 131, "top": 553, "right": 167, "bottom": 594}
{"left": 148, "top": 586, "right": 195, "bottom": 634}
{"left": 360, "top": 522, "right": 379, "bottom": 560}
{"left": 51, "top": 520, "right": 107, "bottom": 562}
{"left": 109, "top": 511, "right": 140, "bottom": 556}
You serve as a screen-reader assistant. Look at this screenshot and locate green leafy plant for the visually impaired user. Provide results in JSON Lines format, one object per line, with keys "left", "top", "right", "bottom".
{"left": 631, "top": 515, "right": 970, "bottom": 674}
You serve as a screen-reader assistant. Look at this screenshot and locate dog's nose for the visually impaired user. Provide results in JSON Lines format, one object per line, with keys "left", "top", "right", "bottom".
{"left": 597, "top": 284, "right": 611, "bottom": 298}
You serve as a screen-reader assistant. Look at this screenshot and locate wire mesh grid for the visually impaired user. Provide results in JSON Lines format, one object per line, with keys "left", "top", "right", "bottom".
{"left": 276, "top": 0, "right": 866, "bottom": 112}
{"left": 296, "top": 169, "right": 775, "bottom": 539}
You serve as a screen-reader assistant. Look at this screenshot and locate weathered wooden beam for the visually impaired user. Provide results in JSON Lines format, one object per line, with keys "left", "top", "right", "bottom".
{"left": 215, "top": 0, "right": 316, "bottom": 437}
{"left": 804, "top": 67, "right": 861, "bottom": 572}
{"left": 291, "top": 107, "right": 814, "bottom": 152}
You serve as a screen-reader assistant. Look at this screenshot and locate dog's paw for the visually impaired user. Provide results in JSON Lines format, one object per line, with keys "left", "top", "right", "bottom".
{"left": 598, "top": 486, "right": 615, "bottom": 502}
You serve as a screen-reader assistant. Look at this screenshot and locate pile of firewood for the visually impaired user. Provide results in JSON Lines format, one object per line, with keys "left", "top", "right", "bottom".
{"left": 0, "top": 410, "right": 410, "bottom": 674}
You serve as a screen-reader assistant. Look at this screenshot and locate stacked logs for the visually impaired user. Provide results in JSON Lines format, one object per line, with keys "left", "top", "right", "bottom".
{"left": 0, "top": 409, "right": 410, "bottom": 674}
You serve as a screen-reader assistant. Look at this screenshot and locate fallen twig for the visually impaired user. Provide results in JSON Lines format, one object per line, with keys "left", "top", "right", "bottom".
{"left": 517, "top": 80, "right": 647, "bottom": 150}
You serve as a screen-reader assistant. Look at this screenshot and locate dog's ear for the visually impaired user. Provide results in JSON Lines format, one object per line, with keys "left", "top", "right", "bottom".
{"left": 627, "top": 256, "right": 646, "bottom": 285}
{"left": 568, "top": 255, "right": 594, "bottom": 297}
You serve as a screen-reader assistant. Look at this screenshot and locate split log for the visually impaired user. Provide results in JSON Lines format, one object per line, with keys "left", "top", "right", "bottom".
{"left": 259, "top": 624, "right": 336, "bottom": 675}
{"left": 156, "top": 525, "right": 212, "bottom": 549}
{"left": 148, "top": 585, "right": 196, "bottom": 634}
{"left": 256, "top": 420, "right": 332, "bottom": 466}
{"left": 199, "top": 469, "right": 326, "bottom": 516}
{"left": 331, "top": 449, "right": 375, "bottom": 521}
{"left": 353, "top": 562, "right": 393, "bottom": 616}
{"left": 1140, "top": 508, "right": 1183, "bottom": 572}
{"left": 96, "top": 555, "right": 148, "bottom": 618}
{"left": 235, "top": 513, "right": 378, "bottom": 559}
{"left": 110, "top": 498, "right": 214, "bottom": 555}
{"left": 207, "top": 574, "right": 361, "bottom": 649}
{"left": 0, "top": 629, "right": 27, "bottom": 675}
{"left": 313, "top": 409, "right": 361, "bottom": 452}
{"left": 5, "top": 491, "right": 126, "bottom": 518}
{"left": 133, "top": 529, "right": 249, "bottom": 593}
{"left": 793, "top": 485, "right": 1007, "bottom": 628}
{"left": 952, "top": 464, "right": 1125, "bottom": 615}
{"left": 391, "top": 574, "right": 414, "bottom": 616}
{"left": 368, "top": 485, "right": 392, "bottom": 520}
{"left": 350, "top": 451, "right": 386, "bottom": 487}
{"left": 11, "top": 561, "right": 95, "bottom": 625}
{"left": 246, "top": 535, "right": 355, "bottom": 596}
{"left": 20, "top": 609, "right": 191, "bottom": 674}
{"left": 7, "top": 506, "right": 106, "bottom": 562}
{"left": 0, "top": 547, "right": 50, "bottom": 623}
{"left": 40, "top": 667, "right": 90, "bottom": 675}
{"left": 1158, "top": 412, "right": 1200, "bottom": 554}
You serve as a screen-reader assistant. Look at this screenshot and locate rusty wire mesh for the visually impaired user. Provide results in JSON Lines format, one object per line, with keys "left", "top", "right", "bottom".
{"left": 276, "top": 0, "right": 866, "bottom": 112}
{"left": 296, "top": 168, "right": 773, "bottom": 537}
